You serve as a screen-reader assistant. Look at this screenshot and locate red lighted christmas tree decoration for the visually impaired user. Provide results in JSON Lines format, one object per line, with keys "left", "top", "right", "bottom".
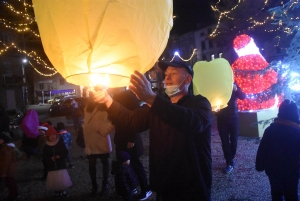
{"left": 231, "top": 34, "right": 281, "bottom": 111}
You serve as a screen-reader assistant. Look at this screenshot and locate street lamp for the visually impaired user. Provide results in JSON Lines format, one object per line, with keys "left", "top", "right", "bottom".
{"left": 22, "top": 58, "right": 28, "bottom": 110}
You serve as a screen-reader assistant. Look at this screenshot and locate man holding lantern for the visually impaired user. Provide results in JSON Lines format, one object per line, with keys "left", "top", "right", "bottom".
{"left": 92, "top": 59, "right": 212, "bottom": 201}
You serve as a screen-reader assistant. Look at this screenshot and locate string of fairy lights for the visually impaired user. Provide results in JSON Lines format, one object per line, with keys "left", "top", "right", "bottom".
{"left": 170, "top": 49, "right": 197, "bottom": 62}
{"left": 0, "top": 42, "right": 58, "bottom": 76}
{"left": 209, "top": 0, "right": 300, "bottom": 50}
{"left": 0, "top": 0, "right": 56, "bottom": 76}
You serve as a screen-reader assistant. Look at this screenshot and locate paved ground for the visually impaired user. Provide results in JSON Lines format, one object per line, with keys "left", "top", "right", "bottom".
{"left": 0, "top": 110, "right": 279, "bottom": 201}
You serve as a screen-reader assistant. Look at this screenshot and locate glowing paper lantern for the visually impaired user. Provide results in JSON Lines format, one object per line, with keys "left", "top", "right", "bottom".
{"left": 32, "top": 0, "right": 173, "bottom": 87}
{"left": 193, "top": 58, "right": 233, "bottom": 111}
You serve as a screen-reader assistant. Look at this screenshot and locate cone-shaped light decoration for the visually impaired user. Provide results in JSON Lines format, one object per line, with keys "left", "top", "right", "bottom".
{"left": 193, "top": 58, "right": 233, "bottom": 111}
{"left": 32, "top": 0, "right": 173, "bottom": 87}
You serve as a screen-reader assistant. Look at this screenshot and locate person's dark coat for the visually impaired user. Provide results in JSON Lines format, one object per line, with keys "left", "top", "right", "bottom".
{"left": 107, "top": 93, "right": 212, "bottom": 200}
{"left": 215, "top": 84, "right": 246, "bottom": 118}
{"left": 113, "top": 90, "right": 144, "bottom": 158}
{"left": 256, "top": 118, "right": 300, "bottom": 178}
{"left": 43, "top": 136, "right": 68, "bottom": 171}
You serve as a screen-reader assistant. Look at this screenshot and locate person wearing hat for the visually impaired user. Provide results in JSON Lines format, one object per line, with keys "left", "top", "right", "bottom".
{"left": 92, "top": 58, "right": 213, "bottom": 201}
{"left": 256, "top": 99, "right": 300, "bottom": 201}
{"left": 0, "top": 132, "right": 19, "bottom": 201}
{"left": 43, "top": 126, "right": 72, "bottom": 198}
{"left": 113, "top": 151, "right": 139, "bottom": 201}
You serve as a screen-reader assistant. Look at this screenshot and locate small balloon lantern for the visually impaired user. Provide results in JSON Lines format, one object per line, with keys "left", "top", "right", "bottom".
{"left": 32, "top": 0, "right": 173, "bottom": 88}
{"left": 193, "top": 58, "right": 234, "bottom": 111}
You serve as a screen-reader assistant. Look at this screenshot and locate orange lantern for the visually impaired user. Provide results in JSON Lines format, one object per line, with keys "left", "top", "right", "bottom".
{"left": 32, "top": 0, "right": 173, "bottom": 88}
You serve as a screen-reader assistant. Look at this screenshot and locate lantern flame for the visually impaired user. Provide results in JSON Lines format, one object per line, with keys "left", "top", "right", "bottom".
{"left": 89, "top": 74, "right": 109, "bottom": 91}
{"left": 214, "top": 100, "right": 221, "bottom": 112}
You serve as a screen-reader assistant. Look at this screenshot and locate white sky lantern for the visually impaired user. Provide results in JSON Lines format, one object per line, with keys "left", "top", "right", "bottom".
{"left": 32, "top": 0, "right": 173, "bottom": 87}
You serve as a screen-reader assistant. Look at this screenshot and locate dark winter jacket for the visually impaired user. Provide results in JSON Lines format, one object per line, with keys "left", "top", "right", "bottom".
{"left": 216, "top": 83, "right": 246, "bottom": 118}
{"left": 113, "top": 90, "right": 144, "bottom": 158}
{"left": 42, "top": 136, "right": 68, "bottom": 171}
{"left": 58, "top": 130, "right": 72, "bottom": 149}
{"left": 107, "top": 93, "right": 212, "bottom": 200}
{"left": 256, "top": 118, "right": 300, "bottom": 179}
{"left": 114, "top": 163, "right": 139, "bottom": 199}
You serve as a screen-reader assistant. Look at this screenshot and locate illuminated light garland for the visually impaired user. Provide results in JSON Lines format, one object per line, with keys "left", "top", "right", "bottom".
{"left": 0, "top": 0, "right": 55, "bottom": 76}
{"left": 3, "top": 1, "right": 34, "bottom": 21}
{"left": 210, "top": 0, "right": 270, "bottom": 37}
{"left": 29, "top": 61, "right": 57, "bottom": 76}
{"left": 1, "top": 1, "right": 40, "bottom": 37}
{"left": 0, "top": 42, "right": 57, "bottom": 76}
{"left": 170, "top": 48, "right": 197, "bottom": 62}
{"left": 209, "top": 0, "right": 299, "bottom": 45}
{"left": 232, "top": 34, "right": 281, "bottom": 111}
{"left": 210, "top": 0, "right": 242, "bottom": 37}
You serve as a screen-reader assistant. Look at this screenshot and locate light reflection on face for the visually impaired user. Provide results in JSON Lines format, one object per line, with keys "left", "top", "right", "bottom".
{"left": 164, "top": 67, "right": 188, "bottom": 87}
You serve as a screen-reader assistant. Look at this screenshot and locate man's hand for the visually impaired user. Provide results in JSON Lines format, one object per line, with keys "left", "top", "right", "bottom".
{"left": 233, "top": 83, "right": 237, "bottom": 91}
{"left": 129, "top": 70, "right": 156, "bottom": 107}
{"left": 92, "top": 88, "right": 113, "bottom": 108}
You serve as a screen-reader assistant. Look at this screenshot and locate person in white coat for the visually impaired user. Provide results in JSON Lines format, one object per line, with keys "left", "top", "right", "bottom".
{"left": 83, "top": 94, "right": 115, "bottom": 197}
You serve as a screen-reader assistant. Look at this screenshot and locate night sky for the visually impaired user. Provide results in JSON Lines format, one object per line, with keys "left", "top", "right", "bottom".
{"left": 172, "top": 0, "right": 215, "bottom": 35}
{"left": 171, "top": 0, "right": 286, "bottom": 36}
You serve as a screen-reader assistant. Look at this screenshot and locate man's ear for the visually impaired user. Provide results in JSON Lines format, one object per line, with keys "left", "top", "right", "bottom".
{"left": 185, "top": 74, "right": 193, "bottom": 84}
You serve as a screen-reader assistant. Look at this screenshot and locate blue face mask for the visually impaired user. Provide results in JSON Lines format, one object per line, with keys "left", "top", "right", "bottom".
{"left": 165, "top": 76, "right": 187, "bottom": 97}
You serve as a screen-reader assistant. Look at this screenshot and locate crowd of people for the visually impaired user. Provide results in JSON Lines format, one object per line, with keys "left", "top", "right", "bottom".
{"left": 1, "top": 58, "right": 300, "bottom": 201}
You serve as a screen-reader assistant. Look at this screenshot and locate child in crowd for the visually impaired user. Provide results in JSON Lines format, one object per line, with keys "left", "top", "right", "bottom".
{"left": 256, "top": 99, "right": 300, "bottom": 200}
{"left": 43, "top": 126, "right": 72, "bottom": 198}
{"left": 0, "top": 132, "right": 19, "bottom": 201}
{"left": 113, "top": 151, "right": 139, "bottom": 201}
{"left": 56, "top": 122, "right": 74, "bottom": 168}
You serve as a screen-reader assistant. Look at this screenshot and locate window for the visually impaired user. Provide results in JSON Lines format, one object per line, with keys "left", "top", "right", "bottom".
{"left": 39, "top": 83, "right": 44, "bottom": 90}
{"left": 201, "top": 41, "right": 206, "bottom": 50}
{"left": 209, "top": 40, "right": 213, "bottom": 48}
{"left": 2, "top": 62, "right": 13, "bottom": 76}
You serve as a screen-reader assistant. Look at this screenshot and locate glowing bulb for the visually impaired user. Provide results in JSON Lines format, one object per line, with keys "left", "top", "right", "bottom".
{"left": 89, "top": 74, "right": 109, "bottom": 91}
